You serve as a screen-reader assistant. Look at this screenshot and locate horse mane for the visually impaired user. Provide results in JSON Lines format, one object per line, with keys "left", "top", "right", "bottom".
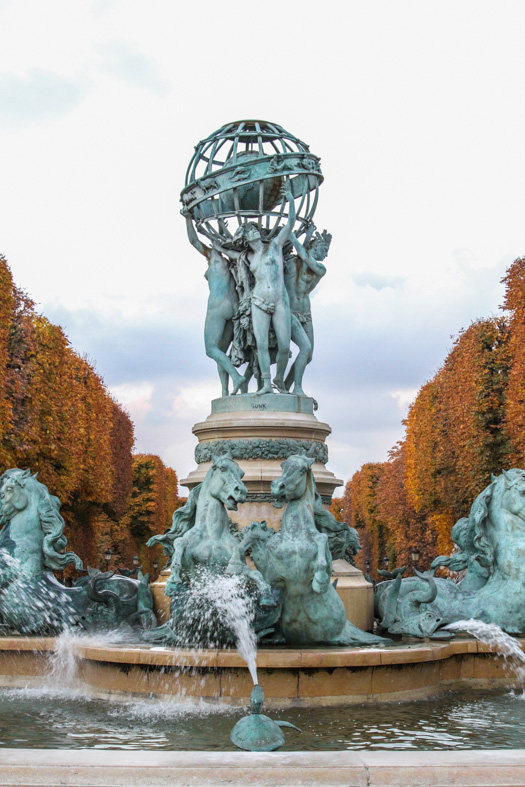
{"left": 432, "top": 471, "right": 525, "bottom": 578}
{"left": 470, "top": 468, "right": 525, "bottom": 572}
{"left": 1, "top": 469, "right": 83, "bottom": 571}
{"left": 154, "top": 484, "right": 202, "bottom": 554}
{"left": 311, "top": 478, "right": 361, "bottom": 566}
{"left": 37, "top": 487, "right": 83, "bottom": 571}
{"left": 463, "top": 479, "right": 497, "bottom": 575}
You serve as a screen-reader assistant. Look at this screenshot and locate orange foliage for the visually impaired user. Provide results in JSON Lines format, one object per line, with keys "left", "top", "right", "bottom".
{"left": 117, "top": 454, "right": 184, "bottom": 573}
{"left": 0, "top": 256, "right": 182, "bottom": 576}
{"left": 343, "top": 463, "right": 391, "bottom": 578}
{"left": 503, "top": 256, "right": 525, "bottom": 466}
{"left": 329, "top": 497, "right": 344, "bottom": 522}
{"left": 0, "top": 258, "right": 14, "bottom": 469}
{"left": 405, "top": 318, "right": 509, "bottom": 524}
{"left": 345, "top": 266, "right": 519, "bottom": 573}
{"left": 376, "top": 443, "right": 436, "bottom": 569}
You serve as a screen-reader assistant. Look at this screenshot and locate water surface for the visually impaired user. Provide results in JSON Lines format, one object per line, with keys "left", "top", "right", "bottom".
{"left": 1, "top": 688, "right": 525, "bottom": 750}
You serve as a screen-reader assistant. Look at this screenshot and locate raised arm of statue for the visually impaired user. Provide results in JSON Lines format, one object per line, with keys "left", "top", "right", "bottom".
{"left": 290, "top": 232, "right": 327, "bottom": 279}
{"left": 215, "top": 240, "right": 242, "bottom": 262}
{"left": 304, "top": 222, "right": 316, "bottom": 246}
{"left": 185, "top": 217, "right": 210, "bottom": 259}
{"left": 275, "top": 182, "right": 296, "bottom": 248}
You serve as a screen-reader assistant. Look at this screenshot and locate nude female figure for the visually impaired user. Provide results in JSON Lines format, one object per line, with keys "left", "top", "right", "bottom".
{"left": 185, "top": 217, "right": 245, "bottom": 396}
{"left": 283, "top": 227, "right": 331, "bottom": 395}
{"left": 218, "top": 184, "right": 295, "bottom": 395}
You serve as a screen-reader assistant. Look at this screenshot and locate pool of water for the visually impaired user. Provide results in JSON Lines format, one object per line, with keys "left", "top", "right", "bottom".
{"left": 1, "top": 688, "right": 525, "bottom": 750}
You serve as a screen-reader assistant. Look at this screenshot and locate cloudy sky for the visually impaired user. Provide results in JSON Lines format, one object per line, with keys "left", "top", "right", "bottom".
{"left": 1, "top": 0, "right": 524, "bottom": 490}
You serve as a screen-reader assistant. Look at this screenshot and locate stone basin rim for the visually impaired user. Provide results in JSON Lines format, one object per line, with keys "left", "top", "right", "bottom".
{"left": 1, "top": 748, "right": 525, "bottom": 787}
{"left": 0, "top": 636, "right": 520, "bottom": 668}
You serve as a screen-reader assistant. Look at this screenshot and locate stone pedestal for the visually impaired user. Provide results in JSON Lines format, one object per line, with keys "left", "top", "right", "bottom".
{"left": 150, "top": 569, "right": 171, "bottom": 623}
{"left": 332, "top": 559, "right": 374, "bottom": 632}
{"left": 181, "top": 393, "right": 343, "bottom": 529}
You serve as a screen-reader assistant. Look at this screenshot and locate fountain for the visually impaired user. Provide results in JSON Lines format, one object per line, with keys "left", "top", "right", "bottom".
{"left": 230, "top": 684, "right": 301, "bottom": 751}
{"left": 2, "top": 119, "right": 525, "bottom": 782}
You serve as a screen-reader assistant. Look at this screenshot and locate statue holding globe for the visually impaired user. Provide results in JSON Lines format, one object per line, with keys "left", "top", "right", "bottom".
{"left": 216, "top": 182, "right": 295, "bottom": 394}
{"left": 181, "top": 120, "right": 326, "bottom": 397}
{"left": 184, "top": 216, "right": 246, "bottom": 396}
{"left": 283, "top": 226, "right": 332, "bottom": 395}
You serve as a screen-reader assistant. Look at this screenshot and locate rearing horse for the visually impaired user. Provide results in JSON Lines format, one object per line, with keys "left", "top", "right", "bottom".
{"left": 147, "top": 455, "right": 275, "bottom": 606}
{"left": 241, "top": 453, "right": 389, "bottom": 646}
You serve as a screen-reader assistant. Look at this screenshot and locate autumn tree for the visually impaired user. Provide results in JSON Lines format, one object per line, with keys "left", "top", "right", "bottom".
{"left": 329, "top": 497, "right": 344, "bottom": 522}
{"left": 376, "top": 443, "right": 436, "bottom": 569}
{"left": 116, "top": 454, "right": 184, "bottom": 574}
{"left": 503, "top": 256, "right": 525, "bottom": 466}
{"left": 0, "top": 257, "right": 14, "bottom": 469}
{"left": 345, "top": 264, "right": 518, "bottom": 571}
{"left": 343, "top": 463, "right": 394, "bottom": 578}
{"left": 0, "top": 256, "right": 184, "bottom": 576}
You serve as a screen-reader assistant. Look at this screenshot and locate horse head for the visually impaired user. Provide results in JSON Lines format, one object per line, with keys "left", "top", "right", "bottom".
{"left": 0, "top": 467, "right": 82, "bottom": 573}
{"left": 207, "top": 455, "right": 247, "bottom": 511}
{"left": 453, "top": 469, "right": 525, "bottom": 581}
{"left": 0, "top": 469, "right": 34, "bottom": 523}
{"left": 271, "top": 452, "right": 315, "bottom": 509}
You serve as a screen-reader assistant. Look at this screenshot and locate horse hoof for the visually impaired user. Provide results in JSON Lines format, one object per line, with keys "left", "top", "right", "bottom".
{"left": 312, "top": 573, "right": 329, "bottom": 594}
{"left": 260, "top": 592, "right": 278, "bottom": 608}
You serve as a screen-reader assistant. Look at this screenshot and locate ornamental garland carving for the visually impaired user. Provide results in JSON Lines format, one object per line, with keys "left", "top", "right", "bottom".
{"left": 195, "top": 438, "right": 328, "bottom": 465}
{"left": 243, "top": 491, "right": 333, "bottom": 506}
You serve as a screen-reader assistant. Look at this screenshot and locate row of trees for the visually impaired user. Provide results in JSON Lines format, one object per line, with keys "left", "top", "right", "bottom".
{"left": 344, "top": 256, "right": 525, "bottom": 578}
{"left": 0, "top": 256, "right": 183, "bottom": 575}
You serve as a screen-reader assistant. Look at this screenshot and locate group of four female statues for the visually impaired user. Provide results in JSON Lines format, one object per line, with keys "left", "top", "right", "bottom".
{"left": 185, "top": 185, "right": 332, "bottom": 397}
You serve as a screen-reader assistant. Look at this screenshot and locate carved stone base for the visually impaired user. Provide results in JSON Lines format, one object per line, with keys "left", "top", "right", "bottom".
{"left": 181, "top": 393, "right": 343, "bottom": 529}
{"left": 332, "top": 560, "right": 374, "bottom": 632}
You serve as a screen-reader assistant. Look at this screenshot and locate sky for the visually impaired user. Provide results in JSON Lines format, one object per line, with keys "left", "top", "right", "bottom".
{"left": 1, "top": 0, "right": 524, "bottom": 491}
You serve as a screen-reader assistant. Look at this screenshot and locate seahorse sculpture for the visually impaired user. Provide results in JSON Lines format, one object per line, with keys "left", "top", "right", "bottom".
{"left": 374, "top": 469, "right": 525, "bottom": 638}
{"left": 0, "top": 469, "right": 156, "bottom": 635}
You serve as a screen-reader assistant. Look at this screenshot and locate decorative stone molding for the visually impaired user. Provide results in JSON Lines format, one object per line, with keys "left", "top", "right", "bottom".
{"left": 244, "top": 491, "right": 333, "bottom": 506}
{"left": 195, "top": 438, "right": 328, "bottom": 465}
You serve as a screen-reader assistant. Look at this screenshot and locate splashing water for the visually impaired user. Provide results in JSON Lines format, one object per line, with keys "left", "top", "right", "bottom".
{"left": 0, "top": 551, "right": 79, "bottom": 635}
{"left": 179, "top": 571, "right": 258, "bottom": 685}
{"left": 208, "top": 574, "right": 258, "bottom": 685}
{"left": 47, "top": 631, "right": 81, "bottom": 691}
{"left": 30, "top": 629, "right": 133, "bottom": 698}
{"left": 446, "top": 619, "right": 525, "bottom": 684}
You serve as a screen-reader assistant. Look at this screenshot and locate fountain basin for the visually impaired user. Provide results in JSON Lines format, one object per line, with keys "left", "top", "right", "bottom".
{"left": 3, "top": 749, "right": 525, "bottom": 787}
{"left": 2, "top": 688, "right": 525, "bottom": 751}
{"left": 0, "top": 637, "right": 521, "bottom": 705}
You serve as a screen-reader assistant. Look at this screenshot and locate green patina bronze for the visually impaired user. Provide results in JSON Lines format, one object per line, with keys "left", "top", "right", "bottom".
{"left": 210, "top": 392, "right": 315, "bottom": 415}
{"left": 143, "top": 450, "right": 387, "bottom": 648}
{"left": 238, "top": 450, "right": 390, "bottom": 647}
{"left": 144, "top": 455, "right": 280, "bottom": 646}
{"left": 0, "top": 469, "right": 157, "bottom": 635}
{"left": 195, "top": 437, "right": 328, "bottom": 465}
{"left": 284, "top": 229, "right": 331, "bottom": 395}
{"left": 374, "top": 469, "right": 525, "bottom": 638}
{"left": 182, "top": 120, "right": 329, "bottom": 398}
{"left": 230, "top": 684, "right": 301, "bottom": 752}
